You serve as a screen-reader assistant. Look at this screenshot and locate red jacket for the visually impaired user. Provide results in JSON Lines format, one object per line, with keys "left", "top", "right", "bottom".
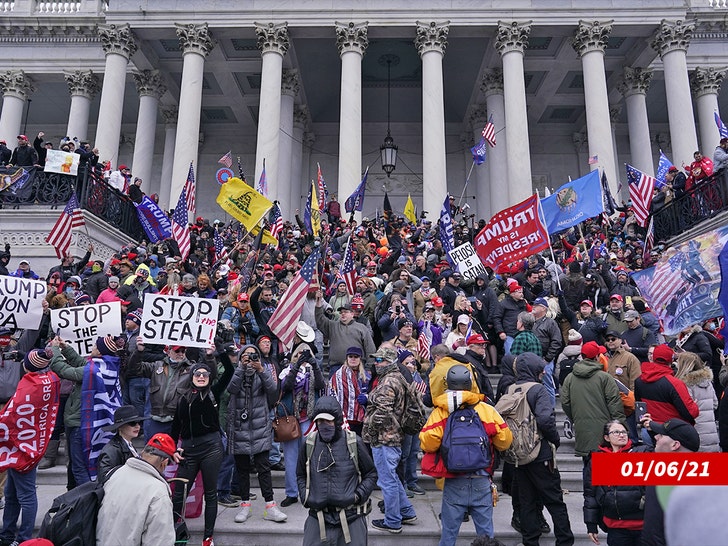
{"left": 633, "top": 362, "right": 699, "bottom": 424}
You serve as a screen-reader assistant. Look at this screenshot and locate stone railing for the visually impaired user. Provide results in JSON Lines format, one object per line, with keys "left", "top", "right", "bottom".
{"left": 0, "top": 0, "right": 108, "bottom": 14}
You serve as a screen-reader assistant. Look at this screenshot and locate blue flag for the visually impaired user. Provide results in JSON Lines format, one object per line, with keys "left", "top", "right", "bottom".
{"left": 345, "top": 168, "right": 368, "bottom": 213}
{"left": 715, "top": 112, "right": 728, "bottom": 139}
{"left": 540, "top": 170, "right": 604, "bottom": 234}
{"left": 134, "top": 195, "right": 172, "bottom": 243}
{"left": 655, "top": 150, "right": 673, "bottom": 189}
{"left": 470, "top": 136, "right": 487, "bottom": 165}
{"left": 719, "top": 239, "right": 728, "bottom": 352}
{"left": 439, "top": 194, "right": 455, "bottom": 263}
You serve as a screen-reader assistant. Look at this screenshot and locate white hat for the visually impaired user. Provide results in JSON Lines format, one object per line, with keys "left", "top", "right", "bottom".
{"left": 218, "top": 264, "right": 230, "bottom": 275}
{"left": 295, "top": 321, "right": 315, "bottom": 342}
{"left": 457, "top": 314, "right": 470, "bottom": 325}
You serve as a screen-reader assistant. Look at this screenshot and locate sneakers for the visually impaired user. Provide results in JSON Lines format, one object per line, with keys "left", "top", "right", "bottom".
{"left": 202, "top": 537, "right": 214, "bottom": 546}
{"left": 234, "top": 504, "right": 251, "bottom": 523}
{"left": 407, "top": 484, "right": 426, "bottom": 495}
{"left": 371, "top": 519, "right": 402, "bottom": 534}
{"left": 401, "top": 515, "right": 418, "bottom": 525}
{"left": 217, "top": 494, "right": 238, "bottom": 508}
{"left": 270, "top": 461, "right": 285, "bottom": 471}
{"left": 280, "top": 496, "right": 298, "bottom": 507}
{"left": 405, "top": 488, "right": 414, "bottom": 498}
{"left": 263, "top": 503, "right": 288, "bottom": 523}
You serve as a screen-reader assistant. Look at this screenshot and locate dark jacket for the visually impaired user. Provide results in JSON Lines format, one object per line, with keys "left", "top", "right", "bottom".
{"left": 533, "top": 315, "right": 563, "bottom": 363}
{"left": 9, "top": 144, "right": 38, "bottom": 167}
{"left": 493, "top": 295, "right": 527, "bottom": 337}
{"left": 634, "top": 362, "right": 699, "bottom": 425}
{"left": 463, "top": 349, "right": 495, "bottom": 403}
{"left": 672, "top": 327, "right": 712, "bottom": 364}
{"left": 97, "top": 434, "right": 136, "bottom": 483}
{"left": 83, "top": 271, "right": 109, "bottom": 302}
{"left": 620, "top": 325, "right": 656, "bottom": 362}
{"left": 296, "top": 396, "right": 377, "bottom": 527}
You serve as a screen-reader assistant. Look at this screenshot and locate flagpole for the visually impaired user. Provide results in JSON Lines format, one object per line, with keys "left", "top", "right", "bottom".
{"left": 577, "top": 223, "right": 589, "bottom": 262}
{"left": 536, "top": 197, "right": 562, "bottom": 291}
{"left": 457, "top": 161, "right": 477, "bottom": 210}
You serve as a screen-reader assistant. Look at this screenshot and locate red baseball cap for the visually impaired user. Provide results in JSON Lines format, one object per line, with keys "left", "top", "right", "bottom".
{"left": 146, "top": 433, "right": 176, "bottom": 460}
{"left": 581, "top": 341, "right": 607, "bottom": 360}
{"left": 580, "top": 300, "right": 594, "bottom": 307}
{"left": 610, "top": 294, "right": 623, "bottom": 302}
{"left": 466, "top": 333, "right": 487, "bottom": 345}
{"left": 431, "top": 296, "right": 444, "bottom": 307}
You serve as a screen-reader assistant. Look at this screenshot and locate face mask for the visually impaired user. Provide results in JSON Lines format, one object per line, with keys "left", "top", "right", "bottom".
{"left": 317, "top": 421, "right": 336, "bottom": 442}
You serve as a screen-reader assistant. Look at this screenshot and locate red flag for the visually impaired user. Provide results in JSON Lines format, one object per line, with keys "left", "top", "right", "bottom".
{"left": 46, "top": 194, "right": 85, "bottom": 259}
{"left": 474, "top": 194, "right": 549, "bottom": 270}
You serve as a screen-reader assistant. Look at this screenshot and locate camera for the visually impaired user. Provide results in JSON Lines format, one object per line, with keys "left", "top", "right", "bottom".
{"left": 395, "top": 305, "right": 401, "bottom": 314}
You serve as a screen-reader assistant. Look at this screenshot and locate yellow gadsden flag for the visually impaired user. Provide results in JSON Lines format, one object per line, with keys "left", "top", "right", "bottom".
{"left": 404, "top": 194, "right": 417, "bottom": 224}
{"left": 216, "top": 177, "right": 273, "bottom": 232}
{"left": 310, "top": 181, "right": 321, "bottom": 237}
{"left": 250, "top": 225, "right": 279, "bottom": 246}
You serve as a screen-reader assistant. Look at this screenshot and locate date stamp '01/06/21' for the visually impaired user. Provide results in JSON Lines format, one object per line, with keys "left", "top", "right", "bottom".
{"left": 591, "top": 453, "right": 728, "bottom": 486}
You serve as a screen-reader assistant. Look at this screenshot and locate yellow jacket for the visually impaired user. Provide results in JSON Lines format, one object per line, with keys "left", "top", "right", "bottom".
{"left": 428, "top": 356, "right": 481, "bottom": 401}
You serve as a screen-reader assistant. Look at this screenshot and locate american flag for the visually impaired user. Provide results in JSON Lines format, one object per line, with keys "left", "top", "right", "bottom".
{"left": 316, "top": 163, "right": 327, "bottom": 212}
{"left": 218, "top": 151, "right": 233, "bottom": 168}
{"left": 644, "top": 251, "right": 690, "bottom": 315}
{"left": 643, "top": 217, "right": 654, "bottom": 261}
{"left": 256, "top": 159, "right": 268, "bottom": 197}
{"left": 340, "top": 235, "right": 357, "bottom": 295}
{"left": 171, "top": 188, "right": 191, "bottom": 260}
{"left": 46, "top": 194, "right": 85, "bottom": 258}
{"left": 268, "top": 203, "right": 283, "bottom": 242}
{"left": 715, "top": 112, "right": 728, "bottom": 139}
{"left": 183, "top": 162, "right": 196, "bottom": 213}
{"left": 417, "top": 323, "right": 432, "bottom": 361}
{"left": 269, "top": 249, "right": 320, "bottom": 349}
{"left": 214, "top": 228, "right": 232, "bottom": 266}
{"left": 626, "top": 164, "right": 656, "bottom": 227}
{"left": 482, "top": 115, "right": 496, "bottom": 147}
{"left": 588, "top": 155, "right": 599, "bottom": 165}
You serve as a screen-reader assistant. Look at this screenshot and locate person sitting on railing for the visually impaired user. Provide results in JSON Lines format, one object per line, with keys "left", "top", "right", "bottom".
{"left": 713, "top": 137, "right": 728, "bottom": 174}
{"left": 685, "top": 150, "right": 713, "bottom": 192}
{"left": 665, "top": 166, "right": 686, "bottom": 199}
{"left": 33, "top": 131, "right": 52, "bottom": 168}
{"left": 8, "top": 134, "right": 39, "bottom": 167}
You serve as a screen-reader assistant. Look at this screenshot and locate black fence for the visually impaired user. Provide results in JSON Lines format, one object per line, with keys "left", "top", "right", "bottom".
{"left": 652, "top": 169, "right": 728, "bottom": 243}
{"left": 0, "top": 165, "right": 143, "bottom": 241}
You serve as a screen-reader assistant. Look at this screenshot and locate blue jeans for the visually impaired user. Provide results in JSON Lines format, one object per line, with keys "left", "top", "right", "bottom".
{"left": 66, "top": 426, "right": 90, "bottom": 487}
{"left": 439, "top": 476, "right": 493, "bottom": 546}
{"left": 281, "top": 418, "right": 310, "bottom": 498}
{"left": 1, "top": 468, "right": 37, "bottom": 543}
{"left": 504, "top": 336, "right": 514, "bottom": 354}
{"left": 144, "top": 419, "right": 172, "bottom": 443}
{"left": 543, "top": 361, "right": 556, "bottom": 407}
{"left": 400, "top": 434, "right": 420, "bottom": 488}
{"left": 372, "top": 445, "right": 416, "bottom": 528}
{"left": 267, "top": 409, "right": 282, "bottom": 465}
{"left": 126, "top": 377, "right": 151, "bottom": 420}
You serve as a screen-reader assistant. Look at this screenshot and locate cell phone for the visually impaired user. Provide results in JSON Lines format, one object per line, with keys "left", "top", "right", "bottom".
{"left": 635, "top": 402, "right": 648, "bottom": 424}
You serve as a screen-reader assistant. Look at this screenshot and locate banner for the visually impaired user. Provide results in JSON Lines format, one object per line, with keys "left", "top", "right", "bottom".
{"left": 0, "top": 370, "right": 61, "bottom": 472}
{"left": 50, "top": 302, "right": 122, "bottom": 356}
{"left": 0, "top": 277, "right": 46, "bottom": 330}
{"left": 44, "top": 149, "right": 80, "bottom": 176}
{"left": 140, "top": 294, "right": 219, "bottom": 348}
{"left": 474, "top": 194, "right": 550, "bottom": 270}
{"left": 632, "top": 226, "right": 728, "bottom": 336}
{"left": 134, "top": 196, "right": 172, "bottom": 243}
{"left": 449, "top": 242, "right": 488, "bottom": 281}
{"left": 540, "top": 170, "right": 604, "bottom": 233}
{"left": 216, "top": 177, "right": 273, "bottom": 232}
{"left": 81, "top": 355, "right": 122, "bottom": 481}
{"left": 0, "top": 165, "right": 31, "bottom": 194}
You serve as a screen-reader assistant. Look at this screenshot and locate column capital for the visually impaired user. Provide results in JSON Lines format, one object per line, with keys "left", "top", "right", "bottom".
{"left": 468, "top": 104, "right": 488, "bottom": 127}
{"left": 610, "top": 105, "right": 623, "bottom": 124}
{"left": 690, "top": 66, "right": 726, "bottom": 98}
{"left": 161, "top": 105, "right": 178, "bottom": 124}
{"left": 335, "top": 21, "right": 369, "bottom": 56}
{"left": 414, "top": 21, "right": 449, "bottom": 56}
{"left": 572, "top": 20, "right": 613, "bottom": 56}
{"left": 303, "top": 131, "right": 316, "bottom": 149}
{"left": 64, "top": 69, "right": 100, "bottom": 99}
{"left": 175, "top": 22, "right": 214, "bottom": 57}
{"left": 481, "top": 68, "right": 504, "bottom": 96}
{"left": 255, "top": 22, "right": 289, "bottom": 56}
{"left": 133, "top": 69, "right": 167, "bottom": 99}
{"left": 294, "top": 104, "right": 310, "bottom": 129}
{"left": 97, "top": 23, "right": 138, "bottom": 59}
{"left": 495, "top": 21, "right": 532, "bottom": 56}
{"left": 617, "top": 66, "right": 653, "bottom": 98}
{"left": 650, "top": 19, "right": 695, "bottom": 57}
{"left": 281, "top": 69, "right": 300, "bottom": 97}
{"left": 0, "top": 70, "right": 34, "bottom": 99}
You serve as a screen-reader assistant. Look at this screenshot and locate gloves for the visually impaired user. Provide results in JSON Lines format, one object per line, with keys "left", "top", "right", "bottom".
{"left": 356, "top": 393, "right": 368, "bottom": 406}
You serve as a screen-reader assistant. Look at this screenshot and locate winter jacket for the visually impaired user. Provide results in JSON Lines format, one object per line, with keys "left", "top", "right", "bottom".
{"left": 634, "top": 362, "right": 699, "bottom": 425}
{"left": 493, "top": 295, "right": 527, "bottom": 337}
{"left": 533, "top": 315, "right": 563, "bottom": 362}
{"left": 315, "top": 306, "right": 376, "bottom": 365}
{"left": 620, "top": 325, "right": 656, "bottom": 362}
{"left": 97, "top": 434, "right": 136, "bottom": 484}
{"left": 295, "top": 396, "right": 377, "bottom": 527}
{"left": 610, "top": 281, "right": 639, "bottom": 300}
{"left": 509, "top": 330, "right": 542, "bottom": 357}
{"left": 425, "top": 354, "right": 481, "bottom": 407}
{"left": 84, "top": 271, "right": 109, "bottom": 302}
{"left": 561, "top": 359, "right": 625, "bottom": 456}
{"left": 673, "top": 326, "right": 712, "bottom": 364}
{"left": 226, "top": 345, "right": 278, "bottom": 456}
{"left": 96, "top": 457, "right": 175, "bottom": 546}
{"left": 606, "top": 348, "right": 642, "bottom": 391}
{"left": 681, "top": 367, "right": 719, "bottom": 452}
{"left": 362, "top": 362, "right": 407, "bottom": 448}
{"left": 462, "top": 349, "right": 495, "bottom": 403}
{"left": 714, "top": 144, "right": 728, "bottom": 172}
{"left": 583, "top": 441, "right": 652, "bottom": 534}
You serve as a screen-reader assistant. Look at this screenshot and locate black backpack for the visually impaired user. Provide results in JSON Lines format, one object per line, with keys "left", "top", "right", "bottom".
{"left": 440, "top": 403, "right": 491, "bottom": 474}
{"left": 558, "top": 356, "right": 580, "bottom": 386}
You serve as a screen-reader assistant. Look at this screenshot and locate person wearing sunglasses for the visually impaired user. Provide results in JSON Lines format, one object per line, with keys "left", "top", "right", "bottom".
{"left": 583, "top": 420, "right": 652, "bottom": 546}
{"left": 97, "top": 405, "right": 147, "bottom": 483}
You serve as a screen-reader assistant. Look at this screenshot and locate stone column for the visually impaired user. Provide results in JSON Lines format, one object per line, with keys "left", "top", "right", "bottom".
{"left": 415, "top": 21, "right": 449, "bottom": 218}
{"left": 650, "top": 20, "right": 699, "bottom": 168}
{"left": 254, "top": 22, "right": 289, "bottom": 205}
{"left": 481, "top": 68, "right": 509, "bottom": 213}
{"left": 278, "top": 69, "right": 299, "bottom": 218}
{"left": 495, "top": 21, "right": 532, "bottom": 204}
{"left": 335, "top": 21, "right": 368, "bottom": 219}
{"left": 0, "top": 70, "right": 33, "bottom": 145}
{"left": 169, "top": 23, "right": 214, "bottom": 209}
{"left": 610, "top": 106, "right": 622, "bottom": 192}
{"left": 64, "top": 70, "right": 100, "bottom": 142}
{"left": 290, "top": 104, "right": 309, "bottom": 214}
{"left": 158, "top": 106, "right": 178, "bottom": 210}
{"left": 301, "top": 132, "right": 315, "bottom": 212}
{"left": 618, "top": 67, "right": 654, "bottom": 176}
{"left": 468, "top": 105, "right": 491, "bottom": 220}
{"left": 95, "top": 23, "right": 137, "bottom": 168}
{"left": 131, "top": 70, "right": 166, "bottom": 194}
{"left": 690, "top": 67, "right": 726, "bottom": 153}
{"left": 572, "top": 20, "right": 618, "bottom": 194}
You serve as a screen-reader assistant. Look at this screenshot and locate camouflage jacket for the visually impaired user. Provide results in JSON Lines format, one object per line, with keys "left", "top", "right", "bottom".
{"left": 363, "top": 362, "right": 406, "bottom": 448}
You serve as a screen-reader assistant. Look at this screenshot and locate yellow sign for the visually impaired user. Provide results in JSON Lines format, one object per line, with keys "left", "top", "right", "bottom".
{"left": 216, "top": 177, "right": 273, "bottom": 232}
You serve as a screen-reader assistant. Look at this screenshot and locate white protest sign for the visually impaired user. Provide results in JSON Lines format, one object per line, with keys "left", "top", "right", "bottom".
{"left": 140, "top": 294, "right": 219, "bottom": 348}
{"left": 448, "top": 242, "right": 488, "bottom": 281}
{"left": 0, "top": 277, "right": 46, "bottom": 330}
{"left": 44, "top": 149, "right": 80, "bottom": 176}
{"left": 50, "top": 301, "right": 122, "bottom": 356}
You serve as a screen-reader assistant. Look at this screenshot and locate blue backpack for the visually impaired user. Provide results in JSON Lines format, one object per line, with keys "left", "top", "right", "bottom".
{"left": 440, "top": 404, "right": 491, "bottom": 474}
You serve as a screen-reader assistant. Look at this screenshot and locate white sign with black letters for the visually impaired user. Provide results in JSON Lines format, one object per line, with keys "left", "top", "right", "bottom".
{"left": 140, "top": 294, "right": 219, "bottom": 348}
{"left": 448, "top": 242, "right": 488, "bottom": 281}
{"left": 50, "top": 301, "right": 122, "bottom": 356}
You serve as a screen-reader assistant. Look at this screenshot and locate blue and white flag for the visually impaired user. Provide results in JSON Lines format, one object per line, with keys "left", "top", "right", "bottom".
{"left": 439, "top": 194, "right": 455, "bottom": 263}
{"left": 540, "top": 170, "right": 604, "bottom": 234}
{"left": 344, "top": 167, "right": 368, "bottom": 213}
{"left": 715, "top": 112, "right": 728, "bottom": 139}
{"left": 470, "top": 136, "right": 487, "bottom": 165}
{"left": 134, "top": 195, "right": 172, "bottom": 243}
{"left": 655, "top": 150, "right": 673, "bottom": 189}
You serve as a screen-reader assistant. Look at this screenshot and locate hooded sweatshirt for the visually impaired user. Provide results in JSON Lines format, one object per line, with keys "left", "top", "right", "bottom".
{"left": 634, "top": 362, "right": 699, "bottom": 424}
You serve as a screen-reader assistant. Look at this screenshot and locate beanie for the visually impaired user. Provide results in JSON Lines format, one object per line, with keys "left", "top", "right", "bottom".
{"left": 96, "top": 336, "right": 118, "bottom": 356}
{"left": 567, "top": 329, "right": 583, "bottom": 346}
{"left": 24, "top": 349, "right": 51, "bottom": 373}
{"left": 126, "top": 310, "right": 143, "bottom": 326}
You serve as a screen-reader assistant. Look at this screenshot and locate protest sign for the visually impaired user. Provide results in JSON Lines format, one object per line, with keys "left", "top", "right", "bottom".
{"left": 0, "top": 277, "right": 46, "bottom": 330}
{"left": 50, "top": 301, "right": 122, "bottom": 356}
{"left": 449, "top": 242, "right": 487, "bottom": 281}
{"left": 44, "top": 149, "right": 80, "bottom": 176}
{"left": 140, "top": 294, "right": 219, "bottom": 348}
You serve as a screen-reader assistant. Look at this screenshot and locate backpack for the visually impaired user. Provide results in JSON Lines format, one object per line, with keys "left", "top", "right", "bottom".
{"left": 440, "top": 401, "right": 491, "bottom": 474}
{"left": 558, "top": 356, "right": 580, "bottom": 387}
{"left": 399, "top": 378, "right": 427, "bottom": 436}
{"left": 494, "top": 382, "right": 541, "bottom": 466}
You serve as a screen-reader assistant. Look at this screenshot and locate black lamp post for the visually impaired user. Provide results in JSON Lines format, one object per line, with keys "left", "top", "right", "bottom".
{"left": 380, "top": 56, "right": 398, "bottom": 177}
